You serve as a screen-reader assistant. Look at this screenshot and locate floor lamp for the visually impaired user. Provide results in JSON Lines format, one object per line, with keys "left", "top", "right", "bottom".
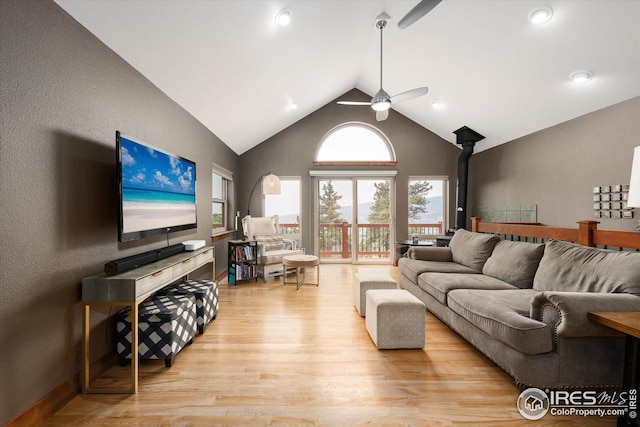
{"left": 247, "top": 172, "right": 281, "bottom": 216}
{"left": 628, "top": 146, "right": 640, "bottom": 231}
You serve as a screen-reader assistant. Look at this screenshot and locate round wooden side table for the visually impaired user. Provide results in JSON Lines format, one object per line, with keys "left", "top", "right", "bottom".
{"left": 282, "top": 254, "right": 319, "bottom": 290}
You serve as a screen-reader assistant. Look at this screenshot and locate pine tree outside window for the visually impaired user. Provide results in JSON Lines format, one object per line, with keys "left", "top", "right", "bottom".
{"left": 408, "top": 177, "right": 447, "bottom": 238}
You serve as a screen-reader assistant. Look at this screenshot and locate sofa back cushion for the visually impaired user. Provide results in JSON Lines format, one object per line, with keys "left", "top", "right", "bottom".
{"left": 533, "top": 239, "right": 640, "bottom": 295}
{"left": 255, "top": 235, "right": 285, "bottom": 252}
{"left": 482, "top": 240, "right": 545, "bottom": 288}
{"left": 449, "top": 229, "right": 500, "bottom": 272}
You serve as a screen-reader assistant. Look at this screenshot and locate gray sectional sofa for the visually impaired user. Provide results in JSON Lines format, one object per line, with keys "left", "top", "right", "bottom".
{"left": 398, "top": 228, "right": 640, "bottom": 389}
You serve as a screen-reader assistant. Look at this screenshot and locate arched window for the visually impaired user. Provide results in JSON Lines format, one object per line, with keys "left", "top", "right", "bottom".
{"left": 315, "top": 122, "right": 396, "bottom": 165}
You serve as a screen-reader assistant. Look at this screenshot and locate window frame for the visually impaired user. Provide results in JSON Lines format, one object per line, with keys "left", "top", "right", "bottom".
{"left": 264, "top": 176, "right": 302, "bottom": 247}
{"left": 212, "top": 164, "right": 234, "bottom": 236}
{"left": 314, "top": 122, "right": 397, "bottom": 166}
{"left": 407, "top": 176, "right": 449, "bottom": 237}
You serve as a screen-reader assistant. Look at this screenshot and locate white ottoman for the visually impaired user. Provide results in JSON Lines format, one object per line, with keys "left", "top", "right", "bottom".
{"left": 366, "top": 289, "right": 426, "bottom": 349}
{"left": 353, "top": 271, "right": 397, "bottom": 316}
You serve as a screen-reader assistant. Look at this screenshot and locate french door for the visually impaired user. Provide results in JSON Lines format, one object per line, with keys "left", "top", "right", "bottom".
{"left": 314, "top": 175, "right": 395, "bottom": 264}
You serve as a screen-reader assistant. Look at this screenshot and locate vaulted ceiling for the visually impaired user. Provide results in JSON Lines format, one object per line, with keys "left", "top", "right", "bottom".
{"left": 55, "top": 0, "right": 640, "bottom": 155}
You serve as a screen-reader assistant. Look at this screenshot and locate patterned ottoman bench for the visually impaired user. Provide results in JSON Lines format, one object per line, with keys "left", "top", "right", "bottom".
{"left": 165, "top": 279, "right": 218, "bottom": 334}
{"left": 116, "top": 294, "right": 197, "bottom": 367}
{"left": 353, "top": 271, "right": 397, "bottom": 316}
{"left": 365, "top": 289, "right": 426, "bottom": 350}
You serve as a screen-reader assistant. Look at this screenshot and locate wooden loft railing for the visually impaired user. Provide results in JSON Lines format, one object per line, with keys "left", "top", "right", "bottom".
{"left": 471, "top": 217, "right": 640, "bottom": 251}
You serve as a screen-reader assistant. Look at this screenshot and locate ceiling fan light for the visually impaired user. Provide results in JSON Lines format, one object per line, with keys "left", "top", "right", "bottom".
{"left": 275, "top": 9, "right": 292, "bottom": 27}
{"left": 529, "top": 6, "right": 553, "bottom": 24}
{"left": 372, "top": 100, "right": 391, "bottom": 111}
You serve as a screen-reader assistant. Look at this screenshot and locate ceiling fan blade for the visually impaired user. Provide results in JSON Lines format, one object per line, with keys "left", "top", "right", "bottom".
{"left": 376, "top": 109, "right": 389, "bottom": 121}
{"left": 337, "top": 101, "right": 372, "bottom": 106}
{"left": 398, "top": 0, "right": 442, "bottom": 29}
{"left": 391, "top": 87, "right": 429, "bottom": 103}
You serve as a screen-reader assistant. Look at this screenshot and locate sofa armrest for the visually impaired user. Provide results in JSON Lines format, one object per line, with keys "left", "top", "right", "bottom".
{"left": 407, "top": 246, "right": 452, "bottom": 262}
{"left": 531, "top": 291, "right": 640, "bottom": 338}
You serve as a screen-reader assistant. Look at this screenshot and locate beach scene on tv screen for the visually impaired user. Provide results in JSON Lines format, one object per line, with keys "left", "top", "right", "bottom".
{"left": 120, "top": 137, "right": 196, "bottom": 233}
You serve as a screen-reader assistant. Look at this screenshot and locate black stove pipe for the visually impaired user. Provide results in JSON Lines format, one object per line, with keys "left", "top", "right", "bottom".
{"left": 453, "top": 126, "right": 485, "bottom": 230}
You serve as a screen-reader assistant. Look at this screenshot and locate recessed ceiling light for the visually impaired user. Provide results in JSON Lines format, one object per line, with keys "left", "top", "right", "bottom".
{"left": 529, "top": 6, "right": 553, "bottom": 24}
{"left": 275, "top": 9, "right": 292, "bottom": 27}
{"left": 431, "top": 102, "right": 444, "bottom": 110}
{"left": 285, "top": 101, "right": 298, "bottom": 111}
{"left": 569, "top": 70, "right": 594, "bottom": 83}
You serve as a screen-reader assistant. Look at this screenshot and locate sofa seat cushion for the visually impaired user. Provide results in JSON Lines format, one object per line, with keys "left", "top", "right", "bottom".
{"left": 259, "top": 248, "right": 302, "bottom": 265}
{"left": 398, "top": 258, "right": 479, "bottom": 283}
{"left": 533, "top": 240, "right": 640, "bottom": 295}
{"left": 449, "top": 229, "right": 501, "bottom": 272}
{"left": 418, "top": 273, "right": 518, "bottom": 305}
{"left": 482, "top": 240, "right": 545, "bottom": 289}
{"left": 447, "top": 289, "right": 553, "bottom": 355}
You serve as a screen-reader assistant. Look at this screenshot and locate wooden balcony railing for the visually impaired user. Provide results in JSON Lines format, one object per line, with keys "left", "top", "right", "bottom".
{"left": 280, "top": 222, "right": 444, "bottom": 260}
{"left": 279, "top": 223, "right": 300, "bottom": 235}
{"left": 409, "top": 222, "right": 443, "bottom": 236}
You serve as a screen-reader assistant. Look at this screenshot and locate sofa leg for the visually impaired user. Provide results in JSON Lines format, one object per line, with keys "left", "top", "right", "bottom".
{"left": 165, "top": 357, "right": 174, "bottom": 368}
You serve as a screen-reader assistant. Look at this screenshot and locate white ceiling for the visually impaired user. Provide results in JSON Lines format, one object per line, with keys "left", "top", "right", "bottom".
{"left": 54, "top": 0, "right": 640, "bottom": 155}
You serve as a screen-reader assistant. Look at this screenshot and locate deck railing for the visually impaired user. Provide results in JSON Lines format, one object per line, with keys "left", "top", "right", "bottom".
{"left": 281, "top": 222, "right": 444, "bottom": 259}
{"left": 409, "top": 222, "right": 443, "bottom": 236}
{"left": 279, "top": 223, "right": 299, "bottom": 235}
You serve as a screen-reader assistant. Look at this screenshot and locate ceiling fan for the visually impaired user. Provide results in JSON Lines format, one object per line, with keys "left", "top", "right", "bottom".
{"left": 398, "top": 0, "right": 442, "bottom": 29}
{"left": 337, "top": 14, "right": 430, "bottom": 121}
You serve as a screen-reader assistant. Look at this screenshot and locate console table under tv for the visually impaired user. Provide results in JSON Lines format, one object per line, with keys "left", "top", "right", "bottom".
{"left": 81, "top": 246, "right": 215, "bottom": 394}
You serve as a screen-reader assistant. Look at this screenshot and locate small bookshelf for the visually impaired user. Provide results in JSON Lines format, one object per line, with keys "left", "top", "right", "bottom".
{"left": 228, "top": 240, "right": 258, "bottom": 285}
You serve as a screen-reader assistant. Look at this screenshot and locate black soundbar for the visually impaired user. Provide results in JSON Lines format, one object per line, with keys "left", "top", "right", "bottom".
{"left": 104, "top": 243, "right": 185, "bottom": 275}
{"left": 156, "top": 243, "right": 186, "bottom": 260}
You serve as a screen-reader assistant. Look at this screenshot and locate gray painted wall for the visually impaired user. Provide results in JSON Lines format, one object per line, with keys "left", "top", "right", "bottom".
{"left": 0, "top": 1, "right": 238, "bottom": 423}
{"left": 239, "top": 88, "right": 462, "bottom": 250}
{"left": 3, "top": 0, "right": 638, "bottom": 424}
{"left": 468, "top": 97, "right": 640, "bottom": 231}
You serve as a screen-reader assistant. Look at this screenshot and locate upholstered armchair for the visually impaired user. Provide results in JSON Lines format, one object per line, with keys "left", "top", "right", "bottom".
{"left": 241, "top": 215, "right": 303, "bottom": 281}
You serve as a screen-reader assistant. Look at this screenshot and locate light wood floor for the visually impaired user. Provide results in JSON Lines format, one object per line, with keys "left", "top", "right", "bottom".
{"left": 44, "top": 265, "right": 616, "bottom": 426}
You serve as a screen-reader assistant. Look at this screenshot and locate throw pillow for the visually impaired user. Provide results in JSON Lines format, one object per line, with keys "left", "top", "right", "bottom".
{"left": 533, "top": 239, "right": 640, "bottom": 295}
{"left": 482, "top": 240, "right": 545, "bottom": 288}
{"left": 449, "top": 229, "right": 500, "bottom": 272}
{"left": 255, "top": 235, "right": 285, "bottom": 252}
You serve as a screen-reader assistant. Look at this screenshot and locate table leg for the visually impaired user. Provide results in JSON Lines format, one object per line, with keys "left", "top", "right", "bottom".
{"left": 131, "top": 302, "right": 139, "bottom": 393}
{"left": 82, "top": 301, "right": 140, "bottom": 394}
{"left": 82, "top": 303, "right": 90, "bottom": 393}
{"left": 619, "top": 336, "right": 639, "bottom": 427}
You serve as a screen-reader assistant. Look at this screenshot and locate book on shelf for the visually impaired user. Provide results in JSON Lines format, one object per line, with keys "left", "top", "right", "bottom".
{"left": 233, "top": 262, "right": 257, "bottom": 280}
{"left": 235, "top": 245, "right": 255, "bottom": 262}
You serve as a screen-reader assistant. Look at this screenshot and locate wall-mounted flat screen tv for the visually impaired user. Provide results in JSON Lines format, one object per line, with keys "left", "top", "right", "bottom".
{"left": 116, "top": 131, "right": 197, "bottom": 242}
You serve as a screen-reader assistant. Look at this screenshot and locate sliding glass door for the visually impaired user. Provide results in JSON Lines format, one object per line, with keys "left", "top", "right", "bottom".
{"left": 314, "top": 175, "right": 394, "bottom": 264}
